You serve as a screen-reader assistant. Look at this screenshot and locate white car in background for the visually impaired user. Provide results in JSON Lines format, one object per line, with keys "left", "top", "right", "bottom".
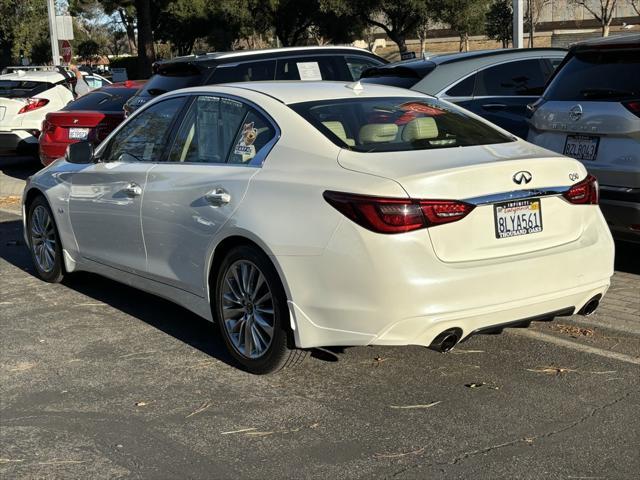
{"left": 0, "top": 69, "right": 74, "bottom": 153}
{"left": 22, "top": 82, "right": 614, "bottom": 374}
{"left": 528, "top": 34, "right": 640, "bottom": 243}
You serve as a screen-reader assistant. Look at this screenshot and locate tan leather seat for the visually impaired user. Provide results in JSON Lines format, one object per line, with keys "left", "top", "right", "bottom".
{"left": 322, "top": 121, "right": 355, "bottom": 146}
{"left": 359, "top": 123, "right": 398, "bottom": 144}
{"left": 402, "top": 117, "right": 439, "bottom": 142}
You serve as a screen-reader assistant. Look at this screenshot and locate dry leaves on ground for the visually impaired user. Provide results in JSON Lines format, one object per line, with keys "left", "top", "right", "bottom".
{"left": 555, "top": 324, "right": 594, "bottom": 337}
{"left": 0, "top": 195, "right": 20, "bottom": 208}
{"left": 526, "top": 366, "right": 576, "bottom": 375}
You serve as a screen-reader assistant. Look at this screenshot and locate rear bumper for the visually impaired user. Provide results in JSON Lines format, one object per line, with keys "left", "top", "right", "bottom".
{"left": 0, "top": 130, "right": 38, "bottom": 149}
{"left": 281, "top": 209, "right": 614, "bottom": 349}
{"left": 39, "top": 141, "right": 68, "bottom": 166}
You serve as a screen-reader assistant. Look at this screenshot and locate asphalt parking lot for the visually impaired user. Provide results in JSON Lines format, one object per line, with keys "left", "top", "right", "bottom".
{"left": 1, "top": 159, "right": 639, "bottom": 479}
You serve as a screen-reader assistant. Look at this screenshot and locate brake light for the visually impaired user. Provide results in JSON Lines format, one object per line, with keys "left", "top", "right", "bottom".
{"left": 623, "top": 100, "right": 640, "bottom": 118}
{"left": 562, "top": 174, "right": 599, "bottom": 205}
{"left": 18, "top": 98, "right": 49, "bottom": 114}
{"left": 323, "top": 191, "right": 475, "bottom": 234}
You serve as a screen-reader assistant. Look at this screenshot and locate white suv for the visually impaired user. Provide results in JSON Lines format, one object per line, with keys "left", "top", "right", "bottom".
{"left": 0, "top": 69, "right": 75, "bottom": 154}
{"left": 528, "top": 34, "right": 640, "bottom": 243}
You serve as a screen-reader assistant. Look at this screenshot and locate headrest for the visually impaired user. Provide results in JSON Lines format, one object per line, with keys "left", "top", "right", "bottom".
{"left": 359, "top": 123, "right": 398, "bottom": 143}
{"left": 323, "top": 121, "right": 349, "bottom": 144}
{"left": 402, "top": 117, "right": 439, "bottom": 142}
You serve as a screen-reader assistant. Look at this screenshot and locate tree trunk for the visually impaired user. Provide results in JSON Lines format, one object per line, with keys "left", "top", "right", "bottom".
{"left": 459, "top": 33, "right": 469, "bottom": 52}
{"left": 530, "top": 23, "right": 535, "bottom": 48}
{"left": 118, "top": 8, "right": 137, "bottom": 55}
{"left": 392, "top": 34, "right": 407, "bottom": 54}
{"left": 602, "top": 24, "right": 610, "bottom": 37}
{"left": 134, "top": 0, "right": 155, "bottom": 78}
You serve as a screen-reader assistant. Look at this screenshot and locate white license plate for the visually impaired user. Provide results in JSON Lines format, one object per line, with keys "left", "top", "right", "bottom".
{"left": 69, "top": 128, "right": 90, "bottom": 140}
{"left": 563, "top": 135, "right": 599, "bottom": 161}
{"left": 494, "top": 199, "right": 543, "bottom": 239}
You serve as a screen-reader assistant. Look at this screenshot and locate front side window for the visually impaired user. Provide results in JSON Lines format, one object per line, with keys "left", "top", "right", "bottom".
{"left": 291, "top": 97, "right": 513, "bottom": 153}
{"left": 104, "top": 97, "right": 184, "bottom": 162}
{"left": 475, "top": 59, "right": 547, "bottom": 96}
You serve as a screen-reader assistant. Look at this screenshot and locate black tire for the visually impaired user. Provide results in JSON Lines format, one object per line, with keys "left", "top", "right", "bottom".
{"left": 214, "top": 245, "right": 306, "bottom": 374}
{"left": 27, "top": 196, "right": 65, "bottom": 283}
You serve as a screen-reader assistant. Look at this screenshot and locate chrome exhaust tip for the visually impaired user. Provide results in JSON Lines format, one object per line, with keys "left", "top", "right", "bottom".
{"left": 578, "top": 295, "right": 602, "bottom": 316}
{"left": 428, "top": 328, "right": 462, "bottom": 353}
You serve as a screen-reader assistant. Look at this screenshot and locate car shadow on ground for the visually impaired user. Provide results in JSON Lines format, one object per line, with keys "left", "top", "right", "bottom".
{"left": 614, "top": 241, "right": 640, "bottom": 275}
{"left": 0, "top": 152, "right": 42, "bottom": 181}
{"left": 0, "top": 217, "right": 346, "bottom": 369}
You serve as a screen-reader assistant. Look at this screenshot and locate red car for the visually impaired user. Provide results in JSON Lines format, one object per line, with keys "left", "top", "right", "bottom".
{"left": 39, "top": 80, "right": 145, "bottom": 166}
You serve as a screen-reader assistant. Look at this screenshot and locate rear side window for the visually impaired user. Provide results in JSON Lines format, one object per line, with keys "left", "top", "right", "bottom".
{"left": 139, "top": 63, "right": 203, "bottom": 98}
{"left": 0, "top": 80, "right": 53, "bottom": 98}
{"left": 228, "top": 109, "right": 276, "bottom": 165}
{"left": 291, "top": 96, "right": 513, "bottom": 153}
{"left": 275, "top": 56, "right": 345, "bottom": 81}
{"left": 445, "top": 74, "right": 476, "bottom": 97}
{"left": 475, "top": 59, "right": 547, "bottom": 96}
{"left": 63, "top": 88, "right": 138, "bottom": 112}
{"left": 544, "top": 50, "right": 640, "bottom": 101}
{"left": 209, "top": 61, "right": 276, "bottom": 83}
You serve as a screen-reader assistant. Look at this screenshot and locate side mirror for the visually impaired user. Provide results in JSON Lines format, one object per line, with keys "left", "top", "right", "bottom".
{"left": 65, "top": 141, "right": 94, "bottom": 164}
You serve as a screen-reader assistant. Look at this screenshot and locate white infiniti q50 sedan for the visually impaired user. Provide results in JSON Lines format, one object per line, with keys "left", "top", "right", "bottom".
{"left": 22, "top": 81, "right": 614, "bottom": 374}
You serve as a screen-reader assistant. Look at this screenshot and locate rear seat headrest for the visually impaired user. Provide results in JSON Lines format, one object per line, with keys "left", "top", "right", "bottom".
{"left": 359, "top": 123, "right": 398, "bottom": 144}
{"left": 402, "top": 117, "right": 439, "bottom": 142}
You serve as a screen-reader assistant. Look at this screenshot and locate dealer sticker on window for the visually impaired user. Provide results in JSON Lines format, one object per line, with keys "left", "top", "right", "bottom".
{"left": 494, "top": 198, "right": 543, "bottom": 239}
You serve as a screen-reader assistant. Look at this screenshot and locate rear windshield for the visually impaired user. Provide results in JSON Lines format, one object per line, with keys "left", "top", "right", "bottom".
{"left": 139, "top": 63, "right": 204, "bottom": 97}
{"left": 63, "top": 87, "right": 139, "bottom": 112}
{"left": 0, "top": 80, "right": 53, "bottom": 98}
{"left": 544, "top": 50, "right": 640, "bottom": 101}
{"left": 360, "top": 76, "right": 420, "bottom": 89}
{"left": 290, "top": 97, "right": 513, "bottom": 153}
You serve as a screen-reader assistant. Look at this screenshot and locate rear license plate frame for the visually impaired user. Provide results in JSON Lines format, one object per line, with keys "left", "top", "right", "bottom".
{"left": 69, "top": 127, "right": 90, "bottom": 140}
{"left": 563, "top": 134, "right": 600, "bottom": 161}
{"left": 493, "top": 198, "right": 543, "bottom": 239}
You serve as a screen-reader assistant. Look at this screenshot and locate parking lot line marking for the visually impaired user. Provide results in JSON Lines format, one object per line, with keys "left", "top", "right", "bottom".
{"left": 509, "top": 329, "right": 640, "bottom": 365}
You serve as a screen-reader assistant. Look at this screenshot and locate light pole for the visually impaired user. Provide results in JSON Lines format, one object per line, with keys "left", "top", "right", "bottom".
{"left": 47, "top": 0, "right": 60, "bottom": 65}
{"left": 513, "top": 0, "right": 524, "bottom": 48}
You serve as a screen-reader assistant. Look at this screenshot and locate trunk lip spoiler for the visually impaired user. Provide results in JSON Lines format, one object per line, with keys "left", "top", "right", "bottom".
{"left": 464, "top": 186, "right": 570, "bottom": 206}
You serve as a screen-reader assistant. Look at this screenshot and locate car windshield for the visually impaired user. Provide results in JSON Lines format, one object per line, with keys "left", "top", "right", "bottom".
{"left": 0, "top": 80, "right": 53, "bottom": 98}
{"left": 544, "top": 50, "right": 640, "bottom": 101}
{"left": 63, "top": 87, "right": 139, "bottom": 112}
{"left": 290, "top": 96, "right": 513, "bottom": 153}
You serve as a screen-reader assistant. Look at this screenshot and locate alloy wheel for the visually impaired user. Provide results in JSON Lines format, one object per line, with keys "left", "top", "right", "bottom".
{"left": 30, "top": 205, "right": 57, "bottom": 273}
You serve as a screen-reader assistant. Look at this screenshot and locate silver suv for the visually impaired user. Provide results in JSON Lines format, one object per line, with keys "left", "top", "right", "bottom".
{"left": 528, "top": 34, "right": 640, "bottom": 243}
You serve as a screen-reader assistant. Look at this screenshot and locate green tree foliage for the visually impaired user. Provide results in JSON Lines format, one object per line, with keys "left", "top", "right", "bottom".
{"left": 486, "top": 0, "right": 512, "bottom": 48}
{"left": 77, "top": 39, "right": 101, "bottom": 63}
{"left": 435, "top": 0, "right": 491, "bottom": 52}
{"left": 0, "top": 0, "right": 48, "bottom": 66}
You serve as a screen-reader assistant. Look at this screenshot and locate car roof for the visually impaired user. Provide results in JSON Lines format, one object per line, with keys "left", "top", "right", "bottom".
{"left": 570, "top": 33, "right": 640, "bottom": 50}
{"left": 195, "top": 81, "right": 428, "bottom": 105}
{"left": 157, "top": 46, "right": 384, "bottom": 67}
{"left": 0, "top": 70, "right": 65, "bottom": 83}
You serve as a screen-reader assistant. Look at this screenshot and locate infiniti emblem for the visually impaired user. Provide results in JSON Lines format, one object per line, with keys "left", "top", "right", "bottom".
{"left": 513, "top": 171, "right": 533, "bottom": 185}
{"left": 569, "top": 104, "right": 583, "bottom": 122}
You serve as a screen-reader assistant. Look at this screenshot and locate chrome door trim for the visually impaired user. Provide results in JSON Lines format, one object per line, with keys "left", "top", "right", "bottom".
{"left": 464, "top": 186, "right": 570, "bottom": 206}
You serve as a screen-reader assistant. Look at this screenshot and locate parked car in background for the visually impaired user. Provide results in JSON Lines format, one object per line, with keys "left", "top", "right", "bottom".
{"left": 0, "top": 69, "right": 74, "bottom": 154}
{"left": 124, "top": 46, "right": 387, "bottom": 115}
{"left": 80, "top": 71, "right": 112, "bottom": 91}
{"left": 23, "top": 81, "right": 613, "bottom": 374}
{"left": 527, "top": 34, "right": 640, "bottom": 244}
{"left": 361, "top": 48, "right": 566, "bottom": 138}
{"left": 39, "top": 80, "right": 145, "bottom": 166}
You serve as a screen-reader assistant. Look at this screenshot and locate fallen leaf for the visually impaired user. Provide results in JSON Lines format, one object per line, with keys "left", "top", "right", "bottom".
{"left": 244, "top": 431, "right": 274, "bottom": 437}
{"left": 526, "top": 366, "right": 576, "bottom": 375}
{"left": 556, "top": 324, "right": 594, "bottom": 337}
{"left": 221, "top": 427, "right": 257, "bottom": 435}
{"left": 465, "top": 382, "right": 486, "bottom": 388}
{"left": 390, "top": 401, "right": 441, "bottom": 410}
{"left": 135, "top": 401, "right": 147, "bottom": 407}
{"left": 185, "top": 401, "right": 211, "bottom": 418}
{"left": 374, "top": 447, "right": 425, "bottom": 459}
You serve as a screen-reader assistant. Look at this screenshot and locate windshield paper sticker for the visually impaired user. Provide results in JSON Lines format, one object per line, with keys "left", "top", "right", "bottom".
{"left": 296, "top": 62, "right": 322, "bottom": 81}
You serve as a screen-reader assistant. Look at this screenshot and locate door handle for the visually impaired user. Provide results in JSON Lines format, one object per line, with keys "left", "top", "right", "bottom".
{"left": 122, "top": 182, "right": 142, "bottom": 197}
{"left": 205, "top": 188, "right": 231, "bottom": 207}
{"left": 482, "top": 103, "right": 508, "bottom": 111}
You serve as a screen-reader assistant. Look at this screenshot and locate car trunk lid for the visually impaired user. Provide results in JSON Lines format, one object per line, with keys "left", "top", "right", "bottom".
{"left": 338, "top": 141, "right": 590, "bottom": 262}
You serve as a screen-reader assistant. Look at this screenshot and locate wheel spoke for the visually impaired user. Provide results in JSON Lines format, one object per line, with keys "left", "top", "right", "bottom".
{"left": 254, "top": 291, "right": 271, "bottom": 307}
{"left": 253, "top": 311, "right": 274, "bottom": 339}
{"left": 222, "top": 306, "right": 244, "bottom": 320}
{"left": 243, "top": 319, "right": 253, "bottom": 356}
{"left": 232, "top": 265, "right": 244, "bottom": 296}
{"left": 225, "top": 277, "right": 243, "bottom": 302}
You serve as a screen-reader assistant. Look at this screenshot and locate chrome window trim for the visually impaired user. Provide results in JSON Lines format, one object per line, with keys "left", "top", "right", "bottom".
{"left": 464, "top": 186, "right": 570, "bottom": 206}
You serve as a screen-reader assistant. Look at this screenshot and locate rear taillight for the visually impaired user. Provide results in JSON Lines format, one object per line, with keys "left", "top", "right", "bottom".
{"left": 323, "top": 191, "right": 475, "bottom": 234}
{"left": 623, "top": 100, "right": 640, "bottom": 118}
{"left": 562, "top": 174, "right": 599, "bottom": 205}
{"left": 18, "top": 98, "right": 49, "bottom": 114}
